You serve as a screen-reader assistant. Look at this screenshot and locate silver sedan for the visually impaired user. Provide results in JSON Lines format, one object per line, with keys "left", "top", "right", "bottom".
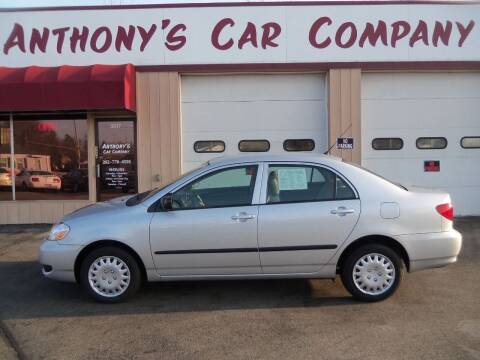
{"left": 39, "top": 154, "right": 462, "bottom": 303}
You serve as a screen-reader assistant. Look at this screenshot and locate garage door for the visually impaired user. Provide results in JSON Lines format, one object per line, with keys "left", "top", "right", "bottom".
{"left": 181, "top": 74, "right": 327, "bottom": 171}
{"left": 362, "top": 72, "right": 480, "bottom": 215}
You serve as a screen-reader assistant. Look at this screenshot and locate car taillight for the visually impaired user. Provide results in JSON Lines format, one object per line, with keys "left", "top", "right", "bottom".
{"left": 53, "top": 177, "right": 60, "bottom": 183}
{"left": 31, "top": 177, "right": 40, "bottom": 182}
{"left": 436, "top": 203, "right": 453, "bottom": 221}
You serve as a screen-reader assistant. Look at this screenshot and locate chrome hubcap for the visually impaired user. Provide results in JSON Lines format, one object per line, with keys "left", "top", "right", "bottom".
{"left": 353, "top": 253, "right": 395, "bottom": 296}
{"left": 88, "top": 256, "right": 130, "bottom": 297}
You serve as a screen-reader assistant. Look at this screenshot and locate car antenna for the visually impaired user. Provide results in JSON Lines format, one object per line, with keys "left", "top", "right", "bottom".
{"left": 323, "top": 124, "right": 352, "bottom": 155}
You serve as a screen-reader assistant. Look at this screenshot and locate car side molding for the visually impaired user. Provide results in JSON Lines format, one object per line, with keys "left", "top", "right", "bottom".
{"left": 154, "top": 244, "right": 337, "bottom": 255}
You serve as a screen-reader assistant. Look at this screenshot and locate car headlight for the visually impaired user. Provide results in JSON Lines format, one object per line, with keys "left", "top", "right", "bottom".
{"left": 48, "top": 223, "right": 70, "bottom": 241}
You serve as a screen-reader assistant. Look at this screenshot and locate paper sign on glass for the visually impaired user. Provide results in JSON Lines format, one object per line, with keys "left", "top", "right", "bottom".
{"left": 278, "top": 168, "right": 308, "bottom": 191}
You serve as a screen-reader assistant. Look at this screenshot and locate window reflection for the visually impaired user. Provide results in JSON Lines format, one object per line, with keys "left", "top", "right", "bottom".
{"left": 0, "top": 119, "right": 12, "bottom": 200}
{"left": 9, "top": 117, "right": 89, "bottom": 200}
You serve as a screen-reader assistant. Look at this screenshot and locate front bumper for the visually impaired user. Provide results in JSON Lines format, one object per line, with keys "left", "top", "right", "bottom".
{"left": 38, "top": 240, "right": 84, "bottom": 282}
{"left": 397, "top": 229, "right": 462, "bottom": 272}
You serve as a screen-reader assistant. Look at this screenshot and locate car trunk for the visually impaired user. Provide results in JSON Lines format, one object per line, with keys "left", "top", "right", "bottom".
{"left": 408, "top": 185, "right": 453, "bottom": 232}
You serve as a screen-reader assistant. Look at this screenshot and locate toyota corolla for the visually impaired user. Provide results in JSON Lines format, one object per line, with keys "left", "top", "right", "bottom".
{"left": 39, "top": 154, "right": 462, "bottom": 303}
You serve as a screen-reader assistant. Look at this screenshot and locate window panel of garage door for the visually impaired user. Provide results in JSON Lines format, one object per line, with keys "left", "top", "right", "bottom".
{"left": 416, "top": 137, "right": 447, "bottom": 149}
{"left": 372, "top": 138, "right": 403, "bottom": 150}
{"left": 238, "top": 140, "right": 270, "bottom": 152}
{"left": 461, "top": 137, "right": 480, "bottom": 149}
{"left": 194, "top": 140, "right": 225, "bottom": 153}
{"left": 283, "top": 139, "right": 315, "bottom": 152}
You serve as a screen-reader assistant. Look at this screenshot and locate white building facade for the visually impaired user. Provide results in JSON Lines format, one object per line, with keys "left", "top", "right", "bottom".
{"left": 0, "top": 1, "right": 479, "bottom": 223}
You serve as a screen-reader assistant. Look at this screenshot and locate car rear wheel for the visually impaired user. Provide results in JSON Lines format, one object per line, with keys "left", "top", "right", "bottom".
{"left": 80, "top": 246, "right": 141, "bottom": 303}
{"left": 341, "top": 244, "right": 403, "bottom": 302}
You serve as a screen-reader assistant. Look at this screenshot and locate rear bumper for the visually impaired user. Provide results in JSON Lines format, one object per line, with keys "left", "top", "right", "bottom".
{"left": 397, "top": 229, "right": 462, "bottom": 272}
{"left": 0, "top": 179, "right": 11, "bottom": 186}
{"left": 38, "top": 240, "right": 83, "bottom": 282}
{"left": 409, "top": 256, "right": 458, "bottom": 272}
{"left": 31, "top": 183, "right": 61, "bottom": 190}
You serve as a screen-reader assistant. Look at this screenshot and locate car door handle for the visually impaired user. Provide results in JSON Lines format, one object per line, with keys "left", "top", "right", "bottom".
{"left": 231, "top": 212, "right": 256, "bottom": 221}
{"left": 330, "top": 207, "right": 355, "bottom": 216}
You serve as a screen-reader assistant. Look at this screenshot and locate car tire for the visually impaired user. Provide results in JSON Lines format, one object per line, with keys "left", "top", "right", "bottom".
{"left": 341, "top": 244, "right": 403, "bottom": 302}
{"left": 80, "top": 246, "right": 142, "bottom": 303}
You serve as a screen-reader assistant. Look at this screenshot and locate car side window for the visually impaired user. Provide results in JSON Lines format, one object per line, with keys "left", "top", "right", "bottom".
{"left": 336, "top": 176, "right": 356, "bottom": 200}
{"left": 266, "top": 164, "right": 355, "bottom": 204}
{"left": 171, "top": 165, "right": 258, "bottom": 210}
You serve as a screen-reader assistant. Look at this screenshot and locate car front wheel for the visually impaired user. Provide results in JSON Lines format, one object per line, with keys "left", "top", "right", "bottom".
{"left": 80, "top": 246, "right": 141, "bottom": 303}
{"left": 341, "top": 244, "right": 403, "bottom": 302}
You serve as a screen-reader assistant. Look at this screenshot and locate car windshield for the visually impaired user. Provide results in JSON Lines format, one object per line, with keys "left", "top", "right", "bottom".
{"left": 125, "top": 164, "right": 206, "bottom": 206}
{"left": 348, "top": 163, "right": 408, "bottom": 191}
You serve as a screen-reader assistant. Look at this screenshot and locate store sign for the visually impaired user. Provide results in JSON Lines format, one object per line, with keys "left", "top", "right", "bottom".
{"left": 424, "top": 160, "right": 440, "bottom": 172}
{"left": 101, "top": 142, "right": 133, "bottom": 189}
{"left": 337, "top": 137, "right": 354, "bottom": 150}
{"left": 1, "top": 3, "right": 480, "bottom": 67}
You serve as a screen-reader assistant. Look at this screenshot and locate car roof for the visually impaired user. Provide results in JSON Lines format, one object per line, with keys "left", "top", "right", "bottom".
{"left": 207, "top": 153, "right": 342, "bottom": 167}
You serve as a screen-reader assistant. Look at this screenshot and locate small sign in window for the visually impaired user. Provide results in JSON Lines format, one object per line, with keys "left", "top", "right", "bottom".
{"left": 424, "top": 160, "right": 440, "bottom": 172}
{"left": 277, "top": 168, "right": 308, "bottom": 190}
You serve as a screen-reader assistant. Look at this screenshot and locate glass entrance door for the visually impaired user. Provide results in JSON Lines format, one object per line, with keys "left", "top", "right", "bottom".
{"left": 96, "top": 119, "right": 137, "bottom": 201}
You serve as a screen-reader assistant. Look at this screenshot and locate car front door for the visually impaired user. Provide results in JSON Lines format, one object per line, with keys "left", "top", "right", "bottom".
{"left": 258, "top": 163, "right": 360, "bottom": 274}
{"left": 149, "top": 163, "right": 263, "bottom": 277}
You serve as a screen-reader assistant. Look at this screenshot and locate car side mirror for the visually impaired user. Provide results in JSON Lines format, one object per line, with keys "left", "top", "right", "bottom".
{"left": 161, "top": 194, "right": 173, "bottom": 211}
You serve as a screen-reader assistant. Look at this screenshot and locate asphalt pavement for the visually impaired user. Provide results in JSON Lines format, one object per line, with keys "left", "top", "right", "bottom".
{"left": 0, "top": 218, "right": 479, "bottom": 360}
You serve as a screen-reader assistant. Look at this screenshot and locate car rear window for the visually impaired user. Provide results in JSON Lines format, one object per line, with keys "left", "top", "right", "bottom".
{"left": 349, "top": 163, "right": 408, "bottom": 191}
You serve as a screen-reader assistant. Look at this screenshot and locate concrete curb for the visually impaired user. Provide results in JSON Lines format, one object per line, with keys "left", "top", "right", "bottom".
{"left": 0, "top": 321, "right": 24, "bottom": 360}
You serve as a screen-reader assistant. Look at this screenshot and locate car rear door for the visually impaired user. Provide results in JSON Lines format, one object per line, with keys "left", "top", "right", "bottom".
{"left": 149, "top": 163, "right": 263, "bottom": 277}
{"left": 258, "top": 162, "right": 360, "bottom": 274}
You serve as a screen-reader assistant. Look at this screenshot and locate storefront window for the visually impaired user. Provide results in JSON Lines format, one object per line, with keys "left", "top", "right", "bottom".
{"left": 3, "top": 115, "right": 89, "bottom": 200}
{"left": 0, "top": 118, "right": 12, "bottom": 200}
